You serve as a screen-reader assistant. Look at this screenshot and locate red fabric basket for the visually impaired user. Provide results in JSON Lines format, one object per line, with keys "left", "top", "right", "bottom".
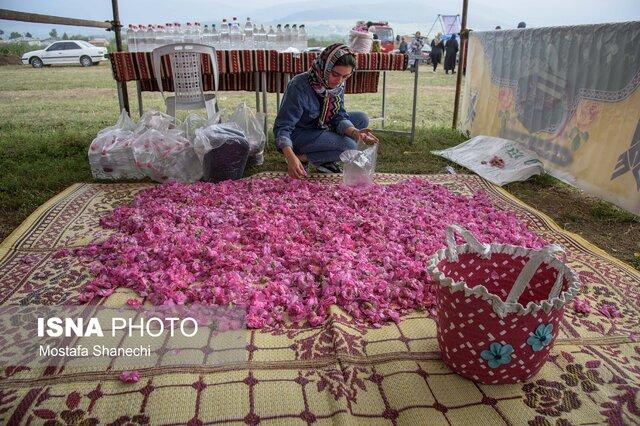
{"left": 427, "top": 225, "right": 581, "bottom": 384}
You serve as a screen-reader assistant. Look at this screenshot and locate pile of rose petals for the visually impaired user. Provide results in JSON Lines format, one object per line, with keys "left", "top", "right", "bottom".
{"left": 69, "top": 177, "right": 546, "bottom": 328}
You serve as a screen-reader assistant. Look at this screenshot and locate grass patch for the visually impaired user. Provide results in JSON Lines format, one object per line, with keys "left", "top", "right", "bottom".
{"left": 0, "top": 62, "right": 638, "bottom": 269}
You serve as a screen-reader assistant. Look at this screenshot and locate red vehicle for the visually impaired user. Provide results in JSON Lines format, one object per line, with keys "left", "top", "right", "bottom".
{"left": 366, "top": 22, "right": 395, "bottom": 53}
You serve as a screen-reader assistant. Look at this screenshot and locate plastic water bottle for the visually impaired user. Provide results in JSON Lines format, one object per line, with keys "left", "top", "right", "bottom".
{"left": 276, "top": 24, "right": 284, "bottom": 51}
{"left": 203, "top": 25, "right": 210, "bottom": 46}
{"left": 267, "top": 26, "right": 276, "bottom": 50}
{"left": 244, "top": 17, "right": 254, "bottom": 49}
{"left": 230, "top": 17, "right": 242, "bottom": 49}
{"left": 174, "top": 22, "right": 182, "bottom": 43}
{"left": 299, "top": 24, "right": 308, "bottom": 50}
{"left": 255, "top": 24, "right": 265, "bottom": 49}
{"left": 150, "top": 25, "right": 159, "bottom": 51}
{"left": 211, "top": 24, "right": 220, "bottom": 48}
{"left": 283, "top": 24, "right": 291, "bottom": 49}
{"left": 156, "top": 25, "right": 166, "bottom": 49}
{"left": 184, "top": 22, "right": 193, "bottom": 43}
{"left": 162, "top": 23, "right": 172, "bottom": 45}
{"left": 193, "top": 22, "right": 201, "bottom": 43}
{"left": 220, "top": 19, "right": 230, "bottom": 50}
{"left": 291, "top": 24, "right": 298, "bottom": 50}
{"left": 136, "top": 25, "right": 146, "bottom": 52}
{"left": 126, "top": 24, "right": 136, "bottom": 52}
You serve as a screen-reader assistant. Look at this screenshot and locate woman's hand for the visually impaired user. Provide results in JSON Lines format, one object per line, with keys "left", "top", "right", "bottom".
{"left": 347, "top": 127, "right": 380, "bottom": 145}
{"left": 283, "top": 147, "right": 307, "bottom": 179}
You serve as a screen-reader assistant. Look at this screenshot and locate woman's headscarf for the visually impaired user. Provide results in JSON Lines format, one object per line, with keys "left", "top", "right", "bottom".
{"left": 307, "top": 43, "right": 356, "bottom": 127}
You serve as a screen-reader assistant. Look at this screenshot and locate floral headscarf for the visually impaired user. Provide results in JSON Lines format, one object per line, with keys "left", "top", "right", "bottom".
{"left": 307, "top": 43, "right": 356, "bottom": 127}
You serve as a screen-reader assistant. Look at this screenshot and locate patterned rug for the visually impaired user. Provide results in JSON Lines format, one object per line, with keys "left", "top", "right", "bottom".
{"left": 1, "top": 173, "right": 638, "bottom": 426}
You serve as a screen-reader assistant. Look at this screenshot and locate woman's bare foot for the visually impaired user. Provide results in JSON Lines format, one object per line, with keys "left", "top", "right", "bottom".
{"left": 297, "top": 154, "right": 309, "bottom": 162}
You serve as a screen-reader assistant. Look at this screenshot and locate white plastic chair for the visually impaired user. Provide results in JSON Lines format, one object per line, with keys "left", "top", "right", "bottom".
{"left": 151, "top": 43, "right": 219, "bottom": 118}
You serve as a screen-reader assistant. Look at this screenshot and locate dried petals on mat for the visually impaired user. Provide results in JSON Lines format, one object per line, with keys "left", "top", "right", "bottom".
{"left": 68, "top": 177, "right": 545, "bottom": 328}
{"left": 119, "top": 370, "right": 141, "bottom": 383}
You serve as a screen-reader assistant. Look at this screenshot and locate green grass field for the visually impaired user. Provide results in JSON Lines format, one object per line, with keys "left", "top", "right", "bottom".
{"left": 0, "top": 62, "right": 638, "bottom": 269}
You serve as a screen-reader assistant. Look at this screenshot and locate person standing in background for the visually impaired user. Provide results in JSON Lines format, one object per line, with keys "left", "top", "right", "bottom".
{"left": 444, "top": 35, "right": 459, "bottom": 74}
{"left": 408, "top": 31, "right": 424, "bottom": 73}
{"left": 399, "top": 37, "right": 408, "bottom": 54}
{"left": 429, "top": 33, "right": 444, "bottom": 72}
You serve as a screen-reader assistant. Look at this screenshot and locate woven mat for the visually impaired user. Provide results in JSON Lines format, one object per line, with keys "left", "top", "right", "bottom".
{"left": 1, "top": 173, "right": 638, "bottom": 425}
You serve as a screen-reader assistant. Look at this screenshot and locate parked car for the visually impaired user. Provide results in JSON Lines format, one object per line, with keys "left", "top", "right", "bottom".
{"left": 21, "top": 40, "right": 108, "bottom": 68}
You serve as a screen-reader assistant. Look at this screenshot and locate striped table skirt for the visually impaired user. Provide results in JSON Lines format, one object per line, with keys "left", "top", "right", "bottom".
{"left": 109, "top": 50, "right": 408, "bottom": 94}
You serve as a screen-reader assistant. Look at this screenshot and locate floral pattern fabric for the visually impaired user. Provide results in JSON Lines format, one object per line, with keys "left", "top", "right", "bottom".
{"left": 0, "top": 173, "right": 638, "bottom": 425}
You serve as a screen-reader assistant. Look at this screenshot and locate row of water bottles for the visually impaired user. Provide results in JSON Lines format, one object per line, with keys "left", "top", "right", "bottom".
{"left": 126, "top": 17, "right": 308, "bottom": 52}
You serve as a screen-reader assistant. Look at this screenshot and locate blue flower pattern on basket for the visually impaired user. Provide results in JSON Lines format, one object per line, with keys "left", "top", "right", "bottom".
{"left": 527, "top": 323, "right": 554, "bottom": 352}
{"left": 480, "top": 342, "right": 514, "bottom": 368}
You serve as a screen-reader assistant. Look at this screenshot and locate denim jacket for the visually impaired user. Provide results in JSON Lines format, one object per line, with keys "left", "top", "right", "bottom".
{"left": 273, "top": 73, "right": 355, "bottom": 151}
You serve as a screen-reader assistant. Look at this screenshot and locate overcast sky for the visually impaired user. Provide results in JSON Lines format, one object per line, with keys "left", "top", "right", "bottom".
{"left": 1, "top": 0, "right": 639, "bottom": 36}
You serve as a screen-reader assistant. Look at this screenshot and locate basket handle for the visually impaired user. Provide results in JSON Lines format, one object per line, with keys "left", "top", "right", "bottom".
{"left": 445, "top": 224, "right": 491, "bottom": 262}
{"left": 505, "top": 244, "right": 567, "bottom": 305}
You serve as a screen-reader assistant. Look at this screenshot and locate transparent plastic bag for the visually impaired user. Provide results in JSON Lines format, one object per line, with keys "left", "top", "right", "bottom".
{"left": 180, "top": 111, "right": 222, "bottom": 142}
{"left": 340, "top": 141, "right": 378, "bottom": 186}
{"left": 134, "top": 110, "right": 179, "bottom": 136}
{"left": 228, "top": 102, "right": 265, "bottom": 166}
{"left": 97, "top": 109, "right": 136, "bottom": 136}
{"left": 89, "top": 110, "right": 143, "bottom": 179}
{"left": 194, "top": 123, "right": 250, "bottom": 182}
{"left": 89, "top": 129, "right": 144, "bottom": 179}
{"left": 132, "top": 128, "right": 202, "bottom": 183}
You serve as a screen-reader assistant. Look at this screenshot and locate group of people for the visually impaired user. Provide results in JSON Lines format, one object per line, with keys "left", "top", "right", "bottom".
{"left": 399, "top": 32, "right": 459, "bottom": 74}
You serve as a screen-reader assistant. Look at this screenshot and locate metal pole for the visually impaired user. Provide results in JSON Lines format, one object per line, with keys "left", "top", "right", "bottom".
{"left": 136, "top": 81, "right": 144, "bottom": 117}
{"left": 110, "top": 0, "right": 129, "bottom": 114}
{"left": 276, "top": 73, "right": 281, "bottom": 109}
{"left": 261, "top": 72, "right": 268, "bottom": 136}
{"left": 410, "top": 60, "right": 419, "bottom": 144}
{"left": 452, "top": 0, "right": 469, "bottom": 130}
{"left": 254, "top": 72, "right": 260, "bottom": 111}
{"left": 381, "top": 71, "right": 387, "bottom": 128}
{"left": 426, "top": 14, "right": 440, "bottom": 38}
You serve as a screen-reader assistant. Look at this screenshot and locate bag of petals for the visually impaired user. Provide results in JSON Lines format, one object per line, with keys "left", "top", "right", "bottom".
{"left": 426, "top": 225, "right": 581, "bottom": 384}
{"left": 89, "top": 110, "right": 144, "bottom": 179}
{"left": 340, "top": 141, "right": 378, "bottom": 186}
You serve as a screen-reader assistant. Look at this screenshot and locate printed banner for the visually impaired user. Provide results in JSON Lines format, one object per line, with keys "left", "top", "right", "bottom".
{"left": 441, "top": 15, "right": 461, "bottom": 35}
{"left": 460, "top": 22, "right": 640, "bottom": 213}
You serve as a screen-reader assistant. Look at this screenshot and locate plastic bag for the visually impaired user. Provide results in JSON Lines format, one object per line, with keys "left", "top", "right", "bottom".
{"left": 194, "top": 123, "right": 250, "bottom": 182}
{"left": 89, "top": 129, "right": 144, "bottom": 179}
{"left": 132, "top": 128, "right": 202, "bottom": 183}
{"left": 134, "top": 110, "right": 179, "bottom": 136}
{"left": 179, "top": 111, "right": 222, "bottom": 142}
{"left": 431, "top": 135, "right": 544, "bottom": 186}
{"left": 89, "top": 110, "right": 143, "bottom": 179}
{"left": 340, "top": 141, "right": 378, "bottom": 186}
{"left": 97, "top": 109, "right": 136, "bottom": 136}
{"left": 228, "top": 102, "right": 265, "bottom": 166}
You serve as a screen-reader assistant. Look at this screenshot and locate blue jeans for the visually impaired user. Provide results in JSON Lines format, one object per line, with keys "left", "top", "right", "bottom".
{"left": 291, "top": 111, "right": 369, "bottom": 165}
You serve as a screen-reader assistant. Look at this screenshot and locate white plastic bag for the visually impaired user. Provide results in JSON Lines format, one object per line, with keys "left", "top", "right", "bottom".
{"left": 89, "top": 129, "right": 144, "bottom": 179}
{"left": 97, "top": 109, "right": 136, "bottom": 136}
{"left": 228, "top": 102, "right": 265, "bottom": 166}
{"left": 89, "top": 110, "right": 143, "bottom": 179}
{"left": 179, "top": 111, "right": 222, "bottom": 142}
{"left": 340, "top": 141, "right": 378, "bottom": 186}
{"left": 132, "top": 129, "right": 202, "bottom": 183}
{"left": 431, "top": 135, "right": 544, "bottom": 186}
{"left": 134, "top": 110, "right": 179, "bottom": 136}
{"left": 194, "top": 123, "right": 250, "bottom": 182}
